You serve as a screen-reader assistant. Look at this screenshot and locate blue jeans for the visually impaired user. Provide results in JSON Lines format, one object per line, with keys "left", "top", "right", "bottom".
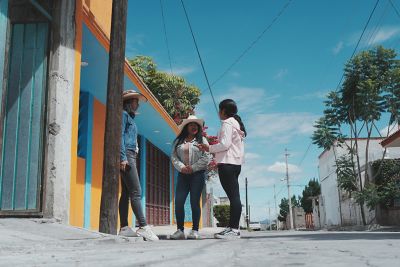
{"left": 175, "top": 171, "right": 205, "bottom": 231}
{"left": 119, "top": 150, "right": 146, "bottom": 228}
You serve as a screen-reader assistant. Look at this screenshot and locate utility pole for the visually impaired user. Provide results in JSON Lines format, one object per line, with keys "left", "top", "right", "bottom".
{"left": 285, "top": 148, "right": 294, "bottom": 230}
{"left": 268, "top": 203, "right": 271, "bottom": 231}
{"left": 249, "top": 205, "right": 251, "bottom": 224}
{"left": 274, "top": 184, "right": 278, "bottom": 231}
{"left": 99, "top": 0, "right": 128, "bottom": 234}
{"left": 245, "top": 177, "right": 249, "bottom": 229}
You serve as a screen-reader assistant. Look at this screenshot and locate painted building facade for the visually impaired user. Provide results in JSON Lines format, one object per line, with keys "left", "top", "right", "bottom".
{"left": 0, "top": 0, "right": 211, "bottom": 230}
{"left": 318, "top": 138, "right": 400, "bottom": 227}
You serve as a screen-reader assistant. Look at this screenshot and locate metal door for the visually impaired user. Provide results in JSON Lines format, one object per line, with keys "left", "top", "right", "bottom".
{"left": 0, "top": 22, "right": 48, "bottom": 213}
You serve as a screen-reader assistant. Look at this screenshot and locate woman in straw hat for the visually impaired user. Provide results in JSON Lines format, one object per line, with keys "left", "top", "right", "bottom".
{"left": 119, "top": 89, "right": 158, "bottom": 241}
{"left": 170, "top": 115, "right": 210, "bottom": 240}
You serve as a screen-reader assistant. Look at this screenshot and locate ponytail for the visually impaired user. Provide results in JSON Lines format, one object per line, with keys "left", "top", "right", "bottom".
{"left": 233, "top": 114, "right": 247, "bottom": 137}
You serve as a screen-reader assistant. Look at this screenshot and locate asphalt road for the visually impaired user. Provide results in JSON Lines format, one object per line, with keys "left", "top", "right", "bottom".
{"left": 1, "top": 219, "right": 399, "bottom": 267}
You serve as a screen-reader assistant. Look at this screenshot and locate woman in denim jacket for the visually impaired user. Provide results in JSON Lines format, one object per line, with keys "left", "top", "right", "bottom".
{"left": 119, "top": 90, "right": 158, "bottom": 241}
{"left": 170, "top": 115, "right": 210, "bottom": 240}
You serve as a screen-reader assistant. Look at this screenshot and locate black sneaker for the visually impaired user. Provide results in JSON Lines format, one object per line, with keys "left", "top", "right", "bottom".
{"left": 214, "top": 228, "right": 240, "bottom": 239}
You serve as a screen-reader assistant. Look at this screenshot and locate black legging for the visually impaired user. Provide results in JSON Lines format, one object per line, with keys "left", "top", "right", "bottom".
{"left": 175, "top": 171, "right": 205, "bottom": 231}
{"left": 218, "top": 164, "right": 242, "bottom": 229}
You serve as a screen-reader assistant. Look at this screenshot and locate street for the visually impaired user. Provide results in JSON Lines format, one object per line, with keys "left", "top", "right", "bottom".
{"left": 1, "top": 219, "right": 399, "bottom": 267}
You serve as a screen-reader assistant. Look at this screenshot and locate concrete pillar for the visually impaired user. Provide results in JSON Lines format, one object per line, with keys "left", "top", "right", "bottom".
{"left": 43, "top": 0, "right": 76, "bottom": 222}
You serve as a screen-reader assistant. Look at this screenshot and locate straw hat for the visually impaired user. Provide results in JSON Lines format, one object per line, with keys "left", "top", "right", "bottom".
{"left": 178, "top": 115, "right": 204, "bottom": 134}
{"left": 122, "top": 89, "right": 148, "bottom": 102}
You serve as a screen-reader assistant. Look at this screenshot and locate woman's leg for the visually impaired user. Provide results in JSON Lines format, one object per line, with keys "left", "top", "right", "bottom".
{"left": 189, "top": 171, "right": 205, "bottom": 231}
{"left": 123, "top": 150, "right": 147, "bottom": 227}
{"left": 119, "top": 171, "right": 129, "bottom": 228}
{"left": 218, "top": 164, "right": 242, "bottom": 229}
{"left": 175, "top": 173, "right": 190, "bottom": 231}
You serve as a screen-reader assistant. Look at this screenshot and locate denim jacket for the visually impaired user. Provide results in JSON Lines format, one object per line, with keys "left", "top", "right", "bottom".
{"left": 120, "top": 111, "right": 138, "bottom": 162}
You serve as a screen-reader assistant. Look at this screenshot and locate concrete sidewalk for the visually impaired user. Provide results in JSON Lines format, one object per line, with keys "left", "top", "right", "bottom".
{"left": 0, "top": 218, "right": 222, "bottom": 245}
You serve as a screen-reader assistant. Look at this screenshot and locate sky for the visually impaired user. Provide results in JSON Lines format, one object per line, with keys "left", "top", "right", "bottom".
{"left": 126, "top": 0, "right": 400, "bottom": 222}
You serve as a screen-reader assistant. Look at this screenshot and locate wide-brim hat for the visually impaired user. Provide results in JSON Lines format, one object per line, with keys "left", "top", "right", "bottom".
{"left": 122, "top": 89, "right": 148, "bottom": 102}
{"left": 178, "top": 115, "right": 204, "bottom": 134}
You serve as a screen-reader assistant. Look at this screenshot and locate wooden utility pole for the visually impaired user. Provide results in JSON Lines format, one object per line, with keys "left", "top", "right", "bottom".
{"left": 99, "top": 0, "right": 128, "bottom": 234}
{"left": 285, "top": 148, "right": 294, "bottom": 230}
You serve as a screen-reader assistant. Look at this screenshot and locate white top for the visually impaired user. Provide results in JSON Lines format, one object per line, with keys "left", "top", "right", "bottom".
{"left": 171, "top": 137, "right": 211, "bottom": 173}
{"left": 209, "top": 117, "right": 245, "bottom": 165}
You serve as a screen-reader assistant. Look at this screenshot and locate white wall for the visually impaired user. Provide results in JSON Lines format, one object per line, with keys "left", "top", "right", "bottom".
{"left": 318, "top": 139, "right": 400, "bottom": 227}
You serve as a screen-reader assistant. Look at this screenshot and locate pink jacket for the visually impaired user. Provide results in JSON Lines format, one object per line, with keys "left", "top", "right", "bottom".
{"left": 209, "top": 117, "right": 245, "bottom": 165}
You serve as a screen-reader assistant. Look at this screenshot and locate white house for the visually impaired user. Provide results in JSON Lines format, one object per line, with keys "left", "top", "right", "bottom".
{"left": 318, "top": 138, "right": 400, "bottom": 227}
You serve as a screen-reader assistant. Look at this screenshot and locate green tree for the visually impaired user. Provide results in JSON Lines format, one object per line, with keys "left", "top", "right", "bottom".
{"left": 213, "top": 205, "right": 230, "bottom": 227}
{"left": 312, "top": 46, "right": 400, "bottom": 225}
{"left": 278, "top": 195, "right": 300, "bottom": 222}
{"left": 129, "top": 56, "right": 201, "bottom": 124}
{"left": 300, "top": 179, "right": 321, "bottom": 213}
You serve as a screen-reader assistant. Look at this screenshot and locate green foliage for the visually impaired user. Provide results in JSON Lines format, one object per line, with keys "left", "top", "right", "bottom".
{"left": 278, "top": 195, "right": 301, "bottom": 222}
{"left": 300, "top": 179, "right": 321, "bottom": 213}
{"left": 335, "top": 155, "right": 358, "bottom": 193}
{"left": 213, "top": 205, "right": 230, "bottom": 227}
{"left": 129, "top": 56, "right": 201, "bottom": 124}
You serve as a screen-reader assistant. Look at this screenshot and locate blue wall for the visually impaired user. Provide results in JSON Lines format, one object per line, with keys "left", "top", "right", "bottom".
{"left": 80, "top": 25, "right": 176, "bottom": 155}
{"left": 0, "top": 0, "right": 8, "bottom": 112}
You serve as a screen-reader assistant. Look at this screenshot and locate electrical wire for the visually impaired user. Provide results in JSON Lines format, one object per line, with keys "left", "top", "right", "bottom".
{"left": 159, "top": 0, "right": 173, "bottom": 74}
{"left": 211, "top": 0, "right": 293, "bottom": 86}
{"left": 334, "top": 0, "right": 381, "bottom": 92}
{"left": 180, "top": 0, "right": 219, "bottom": 116}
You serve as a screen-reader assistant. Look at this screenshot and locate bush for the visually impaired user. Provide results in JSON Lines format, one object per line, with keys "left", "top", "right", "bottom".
{"left": 213, "top": 205, "right": 230, "bottom": 227}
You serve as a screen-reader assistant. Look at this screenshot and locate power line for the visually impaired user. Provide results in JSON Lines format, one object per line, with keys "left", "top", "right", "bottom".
{"left": 389, "top": 0, "right": 400, "bottom": 19}
{"left": 334, "top": 0, "right": 381, "bottom": 92}
{"left": 180, "top": 0, "right": 219, "bottom": 116}
{"left": 211, "top": 0, "right": 293, "bottom": 86}
{"left": 298, "top": 141, "right": 312, "bottom": 166}
{"left": 159, "top": 0, "right": 173, "bottom": 74}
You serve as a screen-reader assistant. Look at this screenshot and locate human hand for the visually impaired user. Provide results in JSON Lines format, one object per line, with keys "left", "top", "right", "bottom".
{"left": 196, "top": 143, "right": 209, "bottom": 152}
{"left": 120, "top": 161, "right": 129, "bottom": 172}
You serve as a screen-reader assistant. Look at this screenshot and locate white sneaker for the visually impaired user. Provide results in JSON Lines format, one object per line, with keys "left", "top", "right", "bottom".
{"left": 119, "top": 226, "right": 138, "bottom": 237}
{"left": 137, "top": 225, "right": 159, "bottom": 241}
{"left": 187, "top": 230, "right": 201, "bottom": 240}
{"left": 214, "top": 228, "right": 240, "bottom": 239}
{"left": 170, "top": 229, "right": 186, "bottom": 240}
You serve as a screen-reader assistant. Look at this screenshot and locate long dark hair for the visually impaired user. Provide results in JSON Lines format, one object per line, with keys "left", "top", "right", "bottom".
{"left": 219, "top": 99, "right": 247, "bottom": 137}
{"left": 174, "top": 122, "right": 203, "bottom": 151}
{"left": 123, "top": 98, "right": 137, "bottom": 116}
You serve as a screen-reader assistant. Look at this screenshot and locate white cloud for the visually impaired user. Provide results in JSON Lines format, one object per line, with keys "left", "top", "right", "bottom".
{"left": 346, "top": 26, "right": 400, "bottom": 49}
{"left": 267, "top": 161, "right": 302, "bottom": 174}
{"left": 171, "top": 66, "right": 196, "bottom": 76}
{"left": 274, "top": 69, "right": 288, "bottom": 80}
{"left": 368, "top": 26, "right": 400, "bottom": 45}
{"left": 292, "top": 90, "right": 329, "bottom": 100}
{"left": 218, "top": 86, "right": 280, "bottom": 113}
{"left": 380, "top": 123, "right": 399, "bottom": 137}
{"left": 245, "top": 152, "right": 261, "bottom": 160}
{"left": 248, "top": 113, "right": 319, "bottom": 144}
{"left": 333, "top": 41, "right": 344, "bottom": 55}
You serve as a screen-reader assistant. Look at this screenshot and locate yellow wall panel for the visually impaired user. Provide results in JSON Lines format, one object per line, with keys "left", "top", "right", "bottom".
{"left": 70, "top": 157, "right": 86, "bottom": 227}
{"left": 84, "top": 0, "right": 112, "bottom": 38}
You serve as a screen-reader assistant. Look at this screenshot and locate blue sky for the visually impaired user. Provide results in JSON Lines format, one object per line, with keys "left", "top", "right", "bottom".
{"left": 126, "top": 0, "right": 400, "bottom": 221}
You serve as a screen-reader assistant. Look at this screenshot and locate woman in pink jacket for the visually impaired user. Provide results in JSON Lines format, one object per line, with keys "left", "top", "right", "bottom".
{"left": 198, "top": 99, "right": 246, "bottom": 239}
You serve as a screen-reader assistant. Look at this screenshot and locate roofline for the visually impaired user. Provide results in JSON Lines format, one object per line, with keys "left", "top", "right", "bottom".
{"left": 380, "top": 128, "right": 400, "bottom": 147}
{"left": 82, "top": 6, "right": 179, "bottom": 135}
{"left": 318, "top": 137, "right": 385, "bottom": 159}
